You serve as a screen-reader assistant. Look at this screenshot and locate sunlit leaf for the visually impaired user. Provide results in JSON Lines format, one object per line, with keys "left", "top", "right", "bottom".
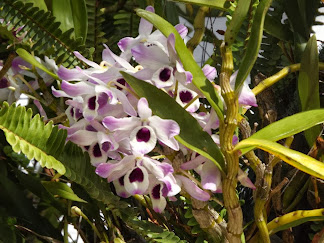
{"left": 16, "top": 48, "right": 59, "bottom": 80}
{"left": 121, "top": 72, "right": 225, "bottom": 171}
{"left": 42, "top": 181, "right": 87, "bottom": 203}
{"left": 234, "top": 139, "right": 324, "bottom": 180}
{"left": 239, "top": 109, "right": 324, "bottom": 155}
{"left": 267, "top": 209, "right": 324, "bottom": 235}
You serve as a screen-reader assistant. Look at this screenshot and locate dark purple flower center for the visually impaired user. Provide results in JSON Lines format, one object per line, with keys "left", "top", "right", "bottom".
{"left": 161, "top": 184, "right": 168, "bottom": 197}
{"left": 88, "top": 96, "right": 96, "bottom": 110}
{"left": 97, "top": 92, "right": 108, "bottom": 108}
{"left": 116, "top": 78, "right": 126, "bottom": 90}
{"left": 136, "top": 127, "right": 151, "bottom": 142}
{"left": 129, "top": 167, "right": 144, "bottom": 183}
{"left": 179, "top": 90, "right": 193, "bottom": 103}
{"left": 86, "top": 125, "right": 97, "bottom": 132}
{"left": 118, "top": 176, "right": 125, "bottom": 186}
{"left": 159, "top": 68, "right": 171, "bottom": 82}
{"left": 92, "top": 143, "right": 102, "bottom": 157}
{"left": 102, "top": 142, "right": 110, "bottom": 152}
{"left": 0, "top": 78, "right": 9, "bottom": 89}
{"left": 152, "top": 184, "right": 161, "bottom": 199}
{"left": 75, "top": 109, "right": 83, "bottom": 120}
{"left": 84, "top": 146, "right": 90, "bottom": 150}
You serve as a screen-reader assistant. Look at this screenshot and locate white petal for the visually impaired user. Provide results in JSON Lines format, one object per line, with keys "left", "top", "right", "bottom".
{"left": 124, "top": 166, "right": 149, "bottom": 195}
{"left": 130, "top": 126, "right": 157, "bottom": 154}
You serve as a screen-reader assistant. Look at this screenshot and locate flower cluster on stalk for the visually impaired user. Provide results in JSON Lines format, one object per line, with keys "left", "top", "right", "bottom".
{"left": 0, "top": 6, "right": 257, "bottom": 213}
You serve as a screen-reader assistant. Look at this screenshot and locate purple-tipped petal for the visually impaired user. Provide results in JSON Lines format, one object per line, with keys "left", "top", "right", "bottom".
{"left": 238, "top": 83, "right": 258, "bottom": 107}
{"left": 200, "top": 160, "right": 222, "bottom": 192}
{"left": 150, "top": 183, "right": 167, "bottom": 213}
{"left": 137, "top": 98, "right": 152, "bottom": 119}
{"left": 181, "top": 155, "right": 206, "bottom": 170}
{"left": 74, "top": 51, "right": 100, "bottom": 68}
{"left": 175, "top": 24, "right": 188, "bottom": 39}
{"left": 148, "top": 116, "right": 180, "bottom": 151}
{"left": 175, "top": 61, "right": 193, "bottom": 85}
{"left": 118, "top": 37, "right": 135, "bottom": 52}
{"left": 57, "top": 66, "right": 85, "bottom": 81}
{"left": 102, "top": 116, "right": 139, "bottom": 131}
{"left": 131, "top": 44, "right": 170, "bottom": 69}
{"left": 142, "top": 157, "right": 167, "bottom": 179}
{"left": 61, "top": 80, "right": 94, "bottom": 96}
{"left": 202, "top": 64, "right": 217, "bottom": 81}
{"left": 176, "top": 175, "right": 210, "bottom": 201}
{"left": 113, "top": 177, "right": 131, "bottom": 198}
{"left": 130, "top": 126, "right": 157, "bottom": 154}
{"left": 68, "top": 130, "right": 98, "bottom": 146}
{"left": 238, "top": 169, "right": 256, "bottom": 190}
{"left": 124, "top": 166, "right": 149, "bottom": 195}
{"left": 113, "top": 88, "right": 137, "bottom": 116}
{"left": 138, "top": 6, "right": 155, "bottom": 36}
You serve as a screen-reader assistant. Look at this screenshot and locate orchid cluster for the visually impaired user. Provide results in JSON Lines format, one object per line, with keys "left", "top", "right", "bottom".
{"left": 40, "top": 6, "right": 256, "bottom": 212}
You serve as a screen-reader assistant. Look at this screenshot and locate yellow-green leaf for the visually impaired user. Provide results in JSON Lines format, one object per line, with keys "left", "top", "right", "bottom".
{"left": 234, "top": 139, "right": 324, "bottom": 179}
{"left": 16, "top": 48, "right": 59, "bottom": 80}
{"left": 166, "top": 0, "right": 231, "bottom": 11}
{"left": 267, "top": 209, "right": 324, "bottom": 235}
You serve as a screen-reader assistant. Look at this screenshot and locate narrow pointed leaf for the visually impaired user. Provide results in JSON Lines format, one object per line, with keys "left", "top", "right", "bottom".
{"left": 121, "top": 71, "right": 225, "bottom": 171}
{"left": 16, "top": 48, "right": 59, "bottom": 80}
{"left": 234, "top": 139, "right": 324, "bottom": 179}
{"left": 42, "top": 181, "right": 87, "bottom": 203}
{"left": 298, "top": 35, "right": 320, "bottom": 146}
{"left": 235, "top": 0, "right": 272, "bottom": 91}
{"left": 267, "top": 209, "right": 324, "bottom": 235}
{"left": 224, "top": 0, "right": 251, "bottom": 46}
{"left": 165, "top": 0, "right": 231, "bottom": 11}
{"left": 70, "top": 0, "right": 88, "bottom": 43}
{"left": 135, "top": 9, "right": 224, "bottom": 120}
{"left": 239, "top": 109, "right": 324, "bottom": 154}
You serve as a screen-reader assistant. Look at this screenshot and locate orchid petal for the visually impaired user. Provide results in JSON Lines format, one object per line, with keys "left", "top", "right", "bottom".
{"left": 113, "top": 177, "right": 131, "bottom": 198}
{"left": 74, "top": 51, "right": 101, "bottom": 68}
{"left": 68, "top": 130, "right": 98, "bottom": 146}
{"left": 181, "top": 155, "right": 206, "bottom": 170}
{"left": 202, "top": 64, "right": 217, "bottom": 81}
{"left": 148, "top": 116, "right": 180, "bottom": 151}
{"left": 150, "top": 183, "right": 167, "bottom": 213}
{"left": 124, "top": 166, "right": 149, "bottom": 195}
{"left": 175, "top": 24, "right": 188, "bottom": 39}
{"left": 102, "top": 116, "right": 139, "bottom": 131}
{"left": 58, "top": 66, "right": 85, "bottom": 81}
{"left": 61, "top": 80, "right": 94, "bottom": 97}
{"left": 238, "top": 169, "right": 256, "bottom": 190}
{"left": 151, "top": 66, "right": 174, "bottom": 88}
{"left": 139, "top": 6, "right": 154, "bottom": 36}
{"left": 176, "top": 175, "right": 210, "bottom": 201}
{"left": 118, "top": 37, "right": 135, "bottom": 52}
{"left": 137, "top": 97, "right": 152, "bottom": 119}
{"left": 200, "top": 160, "right": 222, "bottom": 192}
{"left": 130, "top": 126, "right": 157, "bottom": 154}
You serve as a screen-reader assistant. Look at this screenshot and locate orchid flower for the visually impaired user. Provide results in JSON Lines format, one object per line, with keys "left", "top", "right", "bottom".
{"left": 102, "top": 97, "right": 180, "bottom": 154}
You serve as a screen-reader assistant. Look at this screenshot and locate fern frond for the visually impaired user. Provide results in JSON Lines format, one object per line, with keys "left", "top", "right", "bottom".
{"left": 85, "top": 0, "right": 108, "bottom": 62}
{"left": 0, "top": 103, "right": 132, "bottom": 216}
{"left": 0, "top": 0, "right": 90, "bottom": 67}
{"left": 127, "top": 218, "right": 187, "bottom": 243}
{"left": 0, "top": 102, "right": 66, "bottom": 174}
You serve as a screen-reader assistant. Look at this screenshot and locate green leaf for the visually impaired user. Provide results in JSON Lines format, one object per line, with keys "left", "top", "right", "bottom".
{"left": 21, "top": 0, "right": 47, "bottom": 11}
{"left": 264, "top": 14, "right": 293, "bottom": 42}
{"left": 235, "top": 0, "right": 272, "bottom": 91}
{"left": 42, "top": 181, "right": 87, "bottom": 203}
{"left": 298, "top": 35, "right": 320, "bottom": 146}
{"left": 135, "top": 8, "right": 224, "bottom": 120}
{"left": 0, "top": 102, "right": 66, "bottom": 175}
{"left": 224, "top": 0, "right": 251, "bottom": 46}
{"left": 52, "top": 0, "right": 87, "bottom": 43}
{"left": 164, "top": 0, "right": 231, "bottom": 11}
{"left": 267, "top": 209, "right": 324, "bottom": 235}
{"left": 16, "top": 48, "right": 59, "bottom": 80}
{"left": 239, "top": 109, "right": 324, "bottom": 155}
{"left": 234, "top": 139, "right": 324, "bottom": 179}
{"left": 121, "top": 72, "right": 225, "bottom": 171}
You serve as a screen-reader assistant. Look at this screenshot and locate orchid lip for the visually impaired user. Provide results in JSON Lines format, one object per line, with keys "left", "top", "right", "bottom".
{"left": 136, "top": 127, "right": 151, "bottom": 142}
{"left": 159, "top": 67, "right": 171, "bottom": 82}
{"left": 152, "top": 184, "right": 161, "bottom": 199}
{"left": 92, "top": 143, "right": 102, "bottom": 157}
{"left": 179, "top": 90, "right": 193, "bottom": 103}
{"left": 88, "top": 96, "right": 96, "bottom": 110}
{"left": 129, "top": 167, "right": 144, "bottom": 183}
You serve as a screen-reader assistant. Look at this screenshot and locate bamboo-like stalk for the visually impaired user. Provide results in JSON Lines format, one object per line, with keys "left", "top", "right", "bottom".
{"left": 219, "top": 43, "right": 242, "bottom": 242}
{"left": 186, "top": 6, "right": 209, "bottom": 53}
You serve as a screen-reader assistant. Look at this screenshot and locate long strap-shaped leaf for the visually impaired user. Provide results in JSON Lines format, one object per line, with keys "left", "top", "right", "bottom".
{"left": 0, "top": 102, "right": 66, "bottom": 174}
{"left": 234, "top": 138, "right": 324, "bottom": 179}
{"left": 135, "top": 8, "right": 224, "bottom": 121}
{"left": 166, "top": 0, "right": 231, "bottom": 11}
{"left": 121, "top": 72, "right": 225, "bottom": 171}
{"left": 239, "top": 109, "right": 324, "bottom": 155}
{"left": 267, "top": 209, "right": 324, "bottom": 235}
